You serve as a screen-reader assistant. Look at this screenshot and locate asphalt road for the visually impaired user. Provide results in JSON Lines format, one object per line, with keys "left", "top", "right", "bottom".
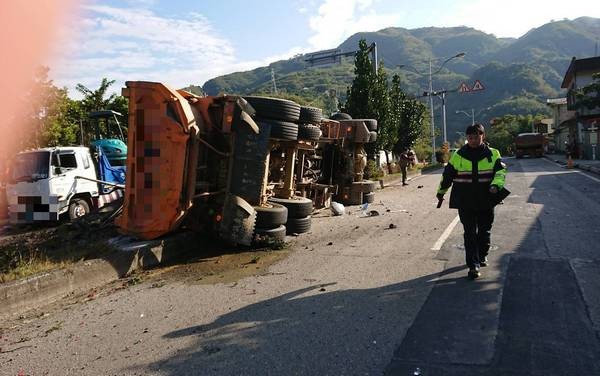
{"left": 1, "top": 157, "right": 600, "bottom": 375}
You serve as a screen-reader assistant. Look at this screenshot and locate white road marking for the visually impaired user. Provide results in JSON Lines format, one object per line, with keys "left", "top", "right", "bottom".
{"left": 431, "top": 215, "right": 460, "bottom": 251}
{"left": 541, "top": 158, "right": 600, "bottom": 183}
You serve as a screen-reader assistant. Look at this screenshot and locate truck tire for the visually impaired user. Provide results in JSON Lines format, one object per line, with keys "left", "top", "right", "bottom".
{"left": 330, "top": 112, "right": 352, "bottom": 120}
{"left": 244, "top": 96, "right": 301, "bottom": 122}
{"left": 268, "top": 196, "right": 313, "bottom": 218}
{"left": 254, "top": 224, "right": 286, "bottom": 242}
{"left": 298, "top": 124, "right": 322, "bottom": 141}
{"left": 299, "top": 106, "right": 323, "bottom": 124}
{"left": 254, "top": 203, "right": 288, "bottom": 228}
{"left": 286, "top": 215, "right": 311, "bottom": 234}
{"left": 69, "top": 198, "right": 90, "bottom": 220}
{"left": 369, "top": 131, "right": 378, "bottom": 143}
{"left": 355, "top": 119, "right": 378, "bottom": 131}
{"left": 256, "top": 118, "right": 298, "bottom": 141}
{"left": 351, "top": 180, "right": 378, "bottom": 193}
{"left": 346, "top": 191, "right": 363, "bottom": 206}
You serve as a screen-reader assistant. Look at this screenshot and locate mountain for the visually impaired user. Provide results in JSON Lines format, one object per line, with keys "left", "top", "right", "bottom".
{"left": 203, "top": 17, "right": 600, "bottom": 142}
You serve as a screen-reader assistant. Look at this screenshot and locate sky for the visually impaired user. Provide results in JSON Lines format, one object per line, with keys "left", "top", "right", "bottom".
{"left": 45, "top": 0, "right": 600, "bottom": 98}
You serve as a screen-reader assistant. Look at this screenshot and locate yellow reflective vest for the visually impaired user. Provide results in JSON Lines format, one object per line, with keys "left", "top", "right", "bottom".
{"left": 437, "top": 145, "right": 506, "bottom": 209}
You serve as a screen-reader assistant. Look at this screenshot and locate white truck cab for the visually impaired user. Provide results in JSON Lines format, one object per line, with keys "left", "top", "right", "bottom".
{"left": 6, "top": 146, "right": 117, "bottom": 223}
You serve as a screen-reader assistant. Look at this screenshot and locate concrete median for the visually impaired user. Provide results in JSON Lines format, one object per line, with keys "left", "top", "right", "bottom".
{"left": 0, "top": 231, "right": 197, "bottom": 320}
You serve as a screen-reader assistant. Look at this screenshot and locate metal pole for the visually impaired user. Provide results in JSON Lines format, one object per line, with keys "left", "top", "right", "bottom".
{"left": 471, "top": 108, "right": 475, "bottom": 125}
{"left": 429, "top": 59, "right": 436, "bottom": 163}
{"left": 372, "top": 42, "right": 378, "bottom": 75}
{"left": 442, "top": 92, "right": 447, "bottom": 144}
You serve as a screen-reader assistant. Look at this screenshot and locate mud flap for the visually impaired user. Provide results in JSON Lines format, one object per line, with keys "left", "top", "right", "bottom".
{"left": 219, "top": 194, "right": 256, "bottom": 246}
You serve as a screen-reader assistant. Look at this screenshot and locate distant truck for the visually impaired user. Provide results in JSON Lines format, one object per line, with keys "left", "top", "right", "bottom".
{"left": 515, "top": 133, "right": 544, "bottom": 158}
{"left": 6, "top": 146, "right": 125, "bottom": 223}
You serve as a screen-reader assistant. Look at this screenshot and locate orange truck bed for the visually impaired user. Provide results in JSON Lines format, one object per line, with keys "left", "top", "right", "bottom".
{"left": 116, "top": 82, "right": 265, "bottom": 243}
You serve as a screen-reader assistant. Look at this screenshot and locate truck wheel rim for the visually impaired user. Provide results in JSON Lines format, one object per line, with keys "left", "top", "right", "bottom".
{"left": 75, "top": 204, "right": 86, "bottom": 217}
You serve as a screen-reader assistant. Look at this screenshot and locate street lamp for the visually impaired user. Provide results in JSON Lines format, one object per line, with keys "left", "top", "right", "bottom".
{"left": 456, "top": 109, "right": 475, "bottom": 125}
{"left": 456, "top": 107, "right": 491, "bottom": 126}
{"left": 399, "top": 52, "right": 465, "bottom": 163}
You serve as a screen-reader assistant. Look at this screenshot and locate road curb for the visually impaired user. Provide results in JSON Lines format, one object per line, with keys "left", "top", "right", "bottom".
{"left": 0, "top": 231, "right": 197, "bottom": 320}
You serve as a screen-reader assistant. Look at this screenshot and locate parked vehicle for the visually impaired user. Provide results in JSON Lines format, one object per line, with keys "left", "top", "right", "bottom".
{"left": 5, "top": 146, "right": 125, "bottom": 223}
{"left": 515, "top": 133, "right": 544, "bottom": 158}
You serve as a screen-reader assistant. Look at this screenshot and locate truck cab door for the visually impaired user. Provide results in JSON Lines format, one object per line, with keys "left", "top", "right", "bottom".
{"left": 49, "top": 152, "right": 72, "bottom": 210}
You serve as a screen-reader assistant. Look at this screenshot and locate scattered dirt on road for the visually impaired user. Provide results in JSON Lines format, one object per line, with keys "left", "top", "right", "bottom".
{"left": 138, "top": 246, "right": 292, "bottom": 286}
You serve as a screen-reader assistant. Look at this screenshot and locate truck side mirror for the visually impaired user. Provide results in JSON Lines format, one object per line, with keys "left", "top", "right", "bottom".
{"left": 54, "top": 167, "right": 62, "bottom": 175}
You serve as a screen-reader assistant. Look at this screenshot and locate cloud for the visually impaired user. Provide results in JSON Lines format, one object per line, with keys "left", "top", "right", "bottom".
{"left": 307, "top": 0, "right": 404, "bottom": 50}
{"left": 438, "top": 0, "right": 600, "bottom": 38}
{"left": 50, "top": 5, "right": 241, "bottom": 97}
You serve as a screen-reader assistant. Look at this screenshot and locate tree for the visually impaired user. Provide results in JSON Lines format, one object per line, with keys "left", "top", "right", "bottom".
{"left": 345, "top": 39, "right": 376, "bottom": 119}
{"left": 383, "top": 74, "right": 403, "bottom": 173}
{"left": 76, "top": 78, "right": 129, "bottom": 135}
{"left": 321, "top": 89, "right": 339, "bottom": 116}
{"left": 76, "top": 78, "right": 117, "bottom": 113}
{"left": 574, "top": 72, "right": 600, "bottom": 110}
{"left": 367, "top": 60, "right": 391, "bottom": 162}
{"left": 396, "top": 98, "right": 428, "bottom": 154}
{"left": 486, "top": 114, "right": 546, "bottom": 155}
{"left": 20, "top": 66, "right": 80, "bottom": 149}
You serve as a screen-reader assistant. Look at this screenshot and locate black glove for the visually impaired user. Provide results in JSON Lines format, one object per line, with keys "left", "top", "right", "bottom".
{"left": 436, "top": 193, "right": 444, "bottom": 208}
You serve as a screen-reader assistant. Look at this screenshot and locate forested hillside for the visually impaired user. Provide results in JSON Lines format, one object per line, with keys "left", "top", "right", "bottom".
{"left": 203, "top": 17, "right": 600, "bottom": 142}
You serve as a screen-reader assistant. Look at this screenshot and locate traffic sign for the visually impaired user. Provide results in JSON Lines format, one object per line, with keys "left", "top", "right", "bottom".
{"left": 471, "top": 80, "right": 485, "bottom": 91}
{"left": 458, "top": 82, "right": 470, "bottom": 93}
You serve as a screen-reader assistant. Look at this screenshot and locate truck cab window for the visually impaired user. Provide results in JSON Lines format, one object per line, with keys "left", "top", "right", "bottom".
{"left": 59, "top": 153, "right": 78, "bottom": 169}
{"left": 12, "top": 151, "right": 50, "bottom": 182}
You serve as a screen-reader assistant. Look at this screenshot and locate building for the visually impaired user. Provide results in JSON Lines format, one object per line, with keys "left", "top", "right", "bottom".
{"left": 561, "top": 56, "right": 600, "bottom": 159}
{"left": 546, "top": 98, "right": 576, "bottom": 154}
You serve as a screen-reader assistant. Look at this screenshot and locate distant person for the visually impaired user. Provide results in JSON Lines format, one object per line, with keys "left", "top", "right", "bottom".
{"left": 399, "top": 149, "right": 415, "bottom": 186}
{"left": 436, "top": 123, "right": 508, "bottom": 279}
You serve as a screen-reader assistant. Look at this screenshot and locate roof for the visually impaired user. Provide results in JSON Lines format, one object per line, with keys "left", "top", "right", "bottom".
{"left": 561, "top": 56, "right": 600, "bottom": 88}
{"left": 18, "top": 146, "right": 90, "bottom": 154}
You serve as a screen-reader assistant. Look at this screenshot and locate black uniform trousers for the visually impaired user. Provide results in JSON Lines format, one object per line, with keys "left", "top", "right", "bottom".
{"left": 458, "top": 207, "right": 494, "bottom": 269}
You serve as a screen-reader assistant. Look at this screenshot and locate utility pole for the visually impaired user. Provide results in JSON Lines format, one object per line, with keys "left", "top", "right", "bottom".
{"left": 441, "top": 91, "right": 447, "bottom": 144}
{"left": 428, "top": 59, "right": 436, "bottom": 163}
{"left": 271, "top": 68, "right": 278, "bottom": 95}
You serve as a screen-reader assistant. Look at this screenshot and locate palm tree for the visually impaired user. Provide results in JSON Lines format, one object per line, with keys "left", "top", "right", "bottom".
{"left": 75, "top": 78, "right": 117, "bottom": 112}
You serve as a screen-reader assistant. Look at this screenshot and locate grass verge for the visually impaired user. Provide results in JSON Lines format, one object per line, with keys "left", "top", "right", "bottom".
{"left": 0, "top": 217, "right": 119, "bottom": 283}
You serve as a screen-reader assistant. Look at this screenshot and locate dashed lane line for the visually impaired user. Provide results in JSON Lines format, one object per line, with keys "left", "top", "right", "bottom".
{"left": 431, "top": 215, "right": 460, "bottom": 251}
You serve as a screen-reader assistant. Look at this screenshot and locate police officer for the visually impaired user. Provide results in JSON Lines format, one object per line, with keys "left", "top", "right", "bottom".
{"left": 436, "top": 123, "right": 507, "bottom": 279}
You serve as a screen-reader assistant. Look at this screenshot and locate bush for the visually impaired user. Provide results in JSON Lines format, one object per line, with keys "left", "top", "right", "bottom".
{"left": 364, "top": 159, "right": 384, "bottom": 179}
{"left": 435, "top": 150, "right": 449, "bottom": 163}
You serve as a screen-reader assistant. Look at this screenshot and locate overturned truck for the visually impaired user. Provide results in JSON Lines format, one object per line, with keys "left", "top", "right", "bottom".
{"left": 116, "top": 82, "right": 276, "bottom": 245}
{"left": 116, "top": 82, "right": 378, "bottom": 244}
